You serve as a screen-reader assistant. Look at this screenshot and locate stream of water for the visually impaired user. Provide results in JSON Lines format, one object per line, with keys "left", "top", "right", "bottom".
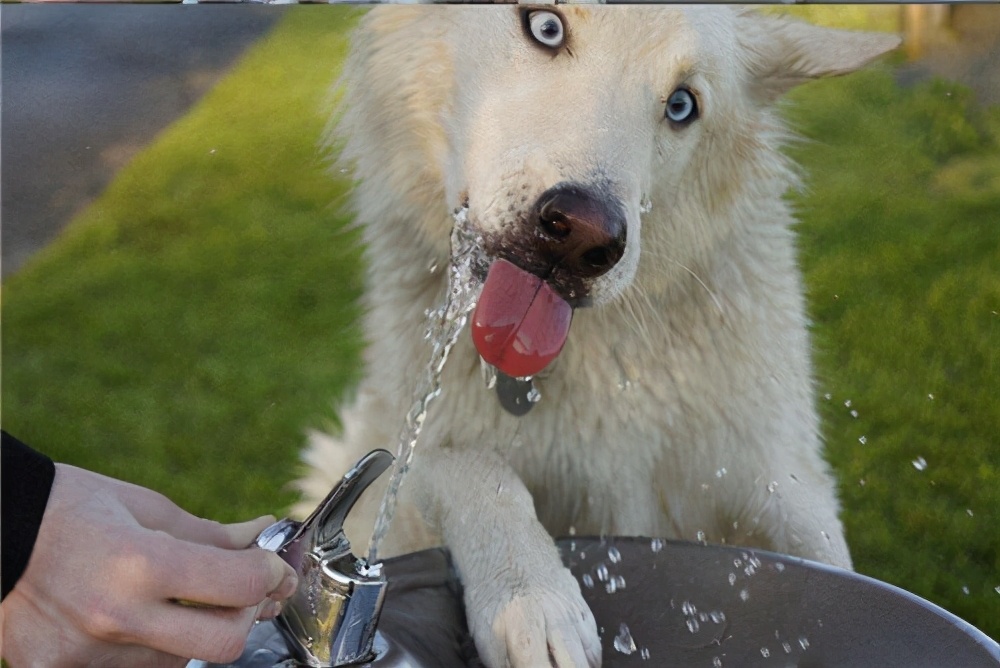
{"left": 367, "top": 208, "right": 484, "bottom": 563}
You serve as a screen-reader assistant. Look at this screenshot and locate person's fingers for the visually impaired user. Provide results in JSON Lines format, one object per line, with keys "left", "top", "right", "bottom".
{"left": 122, "top": 482, "right": 277, "bottom": 549}
{"left": 222, "top": 515, "right": 281, "bottom": 549}
{"left": 115, "top": 600, "right": 258, "bottom": 664}
{"left": 88, "top": 645, "right": 192, "bottom": 668}
{"left": 256, "top": 598, "right": 282, "bottom": 621}
{"left": 146, "top": 532, "right": 298, "bottom": 608}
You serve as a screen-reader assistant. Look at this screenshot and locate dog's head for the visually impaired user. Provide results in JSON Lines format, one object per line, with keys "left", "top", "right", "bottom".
{"left": 338, "top": 7, "right": 899, "bottom": 378}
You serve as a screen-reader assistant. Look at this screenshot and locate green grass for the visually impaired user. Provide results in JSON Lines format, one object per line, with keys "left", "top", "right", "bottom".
{"left": 2, "top": 6, "right": 997, "bottom": 642}
{"left": 2, "top": 7, "right": 366, "bottom": 519}
{"left": 786, "top": 69, "right": 1000, "bottom": 639}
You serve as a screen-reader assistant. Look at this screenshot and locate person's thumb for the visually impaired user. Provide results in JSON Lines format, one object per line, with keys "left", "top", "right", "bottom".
{"left": 224, "top": 515, "right": 279, "bottom": 548}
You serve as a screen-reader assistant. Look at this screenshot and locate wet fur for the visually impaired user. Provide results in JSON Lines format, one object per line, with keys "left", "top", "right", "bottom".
{"left": 295, "top": 7, "right": 899, "bottom": 666}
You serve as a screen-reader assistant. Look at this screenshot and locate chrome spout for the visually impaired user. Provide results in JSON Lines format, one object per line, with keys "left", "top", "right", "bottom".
{"left": 254, "top": 450, "right": 394, "bottom": 667}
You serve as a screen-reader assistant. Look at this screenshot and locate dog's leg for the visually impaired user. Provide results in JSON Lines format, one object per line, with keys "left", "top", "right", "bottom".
{"left": 726, "top": 470, "right": 853, "bottom": 571}
{"left": 771, "top": 480, "right": 853, "bottom": 570}
{"left": 408, "top": 447, "right": 601, "bottom": 668}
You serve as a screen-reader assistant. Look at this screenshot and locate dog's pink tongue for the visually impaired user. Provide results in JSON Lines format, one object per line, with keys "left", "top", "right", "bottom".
{"left": 471, "top": 259, "right": 572, "bottom": 378}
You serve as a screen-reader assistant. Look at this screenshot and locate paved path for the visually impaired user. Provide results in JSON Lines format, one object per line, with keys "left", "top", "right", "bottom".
{"left": 1, "top": 4, "right": 286, "bottom": 278}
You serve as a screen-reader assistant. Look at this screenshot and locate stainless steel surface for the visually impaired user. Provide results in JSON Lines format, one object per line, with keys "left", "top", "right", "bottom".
{"left": 207, "top": 537, "right": 999, "bottom": 668}
{"left": 254, "top": 450, "right": 394, "bottom": 667}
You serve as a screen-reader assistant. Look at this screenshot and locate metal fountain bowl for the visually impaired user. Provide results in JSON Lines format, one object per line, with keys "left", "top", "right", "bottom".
{"left": 202, "top": 536, "right": 1000, "bottom": 668}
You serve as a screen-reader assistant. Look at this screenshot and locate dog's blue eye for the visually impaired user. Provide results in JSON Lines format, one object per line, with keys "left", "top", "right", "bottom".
{"left": 528, "top": 11, "right": 564, "bottom": 48}
{"left": 665, "top": 88, "right": 698, "bottom": 124}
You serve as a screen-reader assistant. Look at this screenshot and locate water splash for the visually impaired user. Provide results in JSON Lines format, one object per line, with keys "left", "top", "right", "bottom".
{"left": 368, "top": 208, "right": 484, "bottom": 562}
{"left": 480, "top": 358, "right": 498, "bottom": 390}
{"left": 613, "top": 623, "right": 636, "bottom": 655}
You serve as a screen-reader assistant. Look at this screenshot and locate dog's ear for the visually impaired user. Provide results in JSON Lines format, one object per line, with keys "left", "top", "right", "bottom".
{"left": 739, "top": 13, "right": 901, "bottom": 100}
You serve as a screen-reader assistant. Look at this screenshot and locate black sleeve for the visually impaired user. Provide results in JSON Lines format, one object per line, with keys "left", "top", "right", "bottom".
{"left": 2, "top": 431, "right": 57, "bottom": 600}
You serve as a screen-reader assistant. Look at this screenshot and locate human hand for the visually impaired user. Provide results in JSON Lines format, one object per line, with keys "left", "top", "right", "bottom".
{"left": 0, "top": 463, "right": 298, "bottom": 667}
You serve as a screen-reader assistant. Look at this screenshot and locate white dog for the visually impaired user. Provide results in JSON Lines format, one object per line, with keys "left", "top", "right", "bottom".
{"left": 295, "top": 7, "right": 899, "bottom": 666}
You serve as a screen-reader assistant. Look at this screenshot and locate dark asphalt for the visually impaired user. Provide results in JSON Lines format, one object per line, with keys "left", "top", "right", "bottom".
{"left": 1, "top": 4, "right": 287, "bottom": 278}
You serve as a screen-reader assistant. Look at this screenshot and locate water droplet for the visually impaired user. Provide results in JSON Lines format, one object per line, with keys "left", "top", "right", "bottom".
{"left": 650, "top": 538, "right": 665, "bottom": 553}
{"left": 681, "top": 600, "right": 696, "bottom": 615}
{"left": 744, "top": 564, "right": 756, "bottom": 577}
{"left": 760, "top": 647, "right": 770, "bottom": 658}
{"left": 613, "top": 623, "right": 636, "bottom": 655}
{"left": 844, "top": 399, "right": 852, "bottom": 408}
{"left": 595, "top": 564, "right": 609, "bottom": 582}
{"left": 696, "top": 530, "right": 707, "bottom": 544}
{"left": 858, "top": 435, "right": 867, "bottom": 445}
{"left": 994, "top": 585, "right": 1000, "bottom": 595}
{"left": 767, "top": 481, "right": 779, "bottom": 494}
{"left": 568, "top": 525, "right": 576, "bottom": 536}
{"left": 608, "top": 546, "right": 622, "bottom": 563}
{"left": 582, "top": 574, "right": 594, "bottom": 589}
{"left": 850, "top": 409, "right": 859, "bottom": 418}
{"left": 715, "top": 467, "right": 728, "bottom": 478}
{"left": 912, "top": 456, "right": 927, "bottom": 471}
{"left": 966, "top": 509, "right": 974, "bottom": 517}
{"left": 526, "top": 387, "right": 542, "bottom": 403}
{"left": 728, "top": 572, "right": 737, "bottom": 586}
{"left": 859, "top": 478, "right": 866, "bottom": 487}
{"left": 782, "top": 642, "right": 792, "bottom": 654}
{"left": 605, "top": 579, "right": 618, "bottom": 594}
{"left": 640, "top": 647, "right": 650, "bottom": 660}
{"left": 712, "top": 657, "right": 723, "bottom": 668}
{"left": 823, "top": 393, "right": 832, "bottom": 401}
{"left": 927, "top": 393, "right": 934, "bottom": 400}
{"left": 427, "top": 260, "right": 440, "bottom": 274}
{"left": 739, "top": 589, "right": 749, "bottom": 602}
{"left": 709, "top": 611, "right": 726, "bottom": 623}
{"left": 962, "top": 585, "right": 970, "bottom": 595}
{"left": 733, "top": 558, "right": 742, "bottom": 568}
{"left": 798, "top": 636, "right": 810, "bottom": 650}
{"left": 686, "top": 617, "right": 700, "bottom": 634}
{"left": 640, "top": 196, "right": 653, "bottom": 214}
{"left": 774, "top": 563, "right": 785, "bottom": 573}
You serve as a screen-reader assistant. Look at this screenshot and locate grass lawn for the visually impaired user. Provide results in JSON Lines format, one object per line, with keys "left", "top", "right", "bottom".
{"left": 3, "top": 6, "right": 998, "bottom": 642}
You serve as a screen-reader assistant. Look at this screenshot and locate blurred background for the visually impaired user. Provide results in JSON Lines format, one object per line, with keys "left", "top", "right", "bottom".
{"left": 2, "top": 3, "right": 998, "bottom": 642}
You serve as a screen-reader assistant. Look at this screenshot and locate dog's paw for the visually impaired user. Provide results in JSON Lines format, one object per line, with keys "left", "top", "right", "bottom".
{"left": 467, "top": 567, "right": 601, "bottom": 668}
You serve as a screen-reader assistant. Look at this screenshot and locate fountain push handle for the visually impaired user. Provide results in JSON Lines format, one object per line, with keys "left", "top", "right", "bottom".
{"left": 254, "top": 449, "right": 395, "bottom": 667}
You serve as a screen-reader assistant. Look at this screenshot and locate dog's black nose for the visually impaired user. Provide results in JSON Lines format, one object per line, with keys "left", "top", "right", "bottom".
{"left": 535, "top": 184, "right": 626, "bottom": 278}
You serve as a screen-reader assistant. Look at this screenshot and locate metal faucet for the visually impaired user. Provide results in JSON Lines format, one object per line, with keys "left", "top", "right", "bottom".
{"left": 254, "top": 449, "right": 394, "bottom": 667}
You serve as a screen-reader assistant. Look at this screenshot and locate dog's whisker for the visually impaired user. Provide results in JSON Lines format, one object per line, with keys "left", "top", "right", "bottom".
{"left": 675, "top": 260, "right": 726, "bottom": 318}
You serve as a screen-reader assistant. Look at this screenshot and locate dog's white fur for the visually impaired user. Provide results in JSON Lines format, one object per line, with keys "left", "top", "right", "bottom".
{"left": 295, "top": 7, "right": 899, "bottom": 666}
